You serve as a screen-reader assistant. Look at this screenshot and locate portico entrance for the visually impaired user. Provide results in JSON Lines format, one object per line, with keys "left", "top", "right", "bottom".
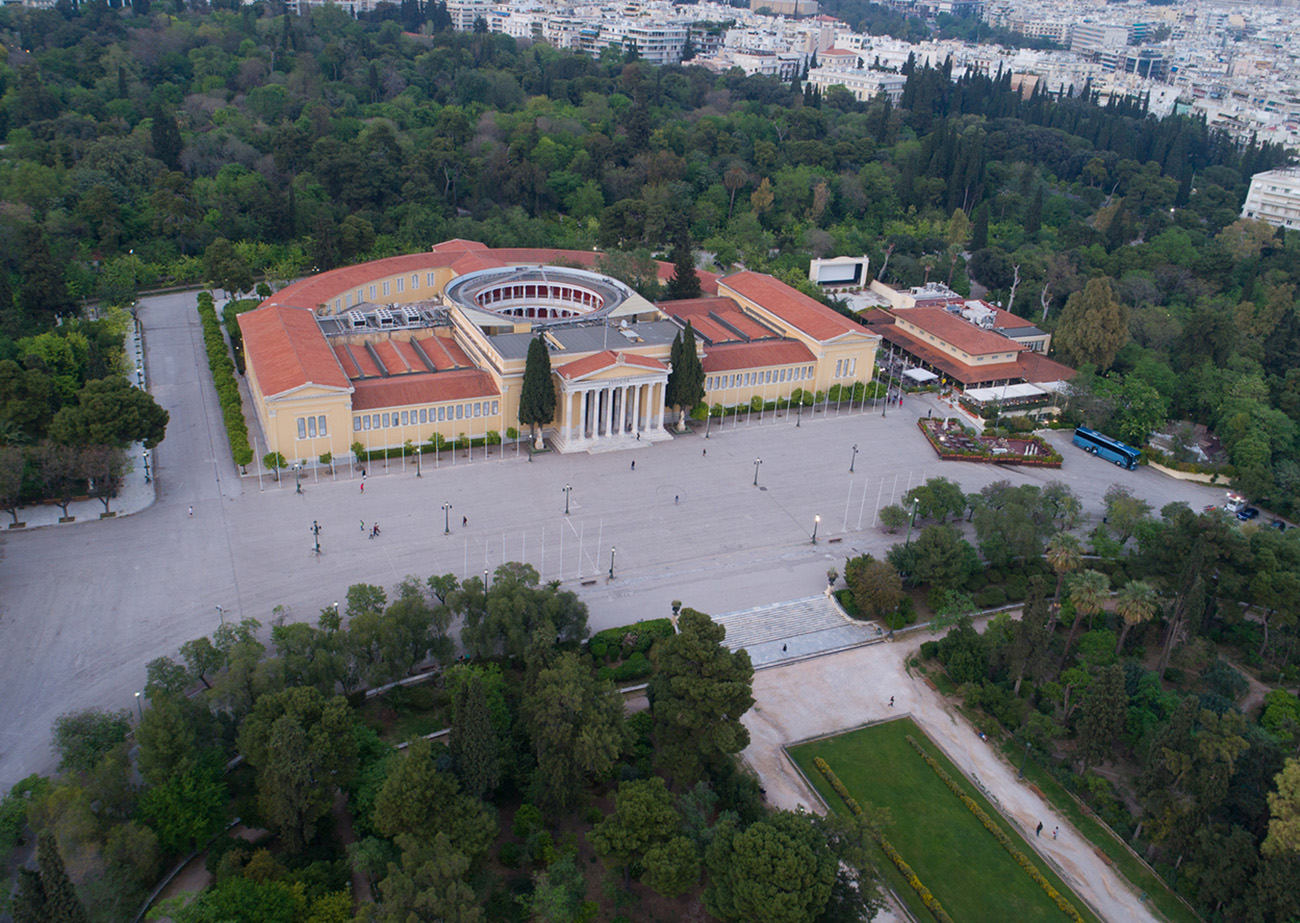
{"left": 551, "top": 351, "right": 673, "bottom": 453}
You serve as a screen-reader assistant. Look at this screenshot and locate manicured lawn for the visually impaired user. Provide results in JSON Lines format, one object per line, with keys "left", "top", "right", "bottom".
{"left": 789, "top": 718, "right": 1102, "bottom": 923}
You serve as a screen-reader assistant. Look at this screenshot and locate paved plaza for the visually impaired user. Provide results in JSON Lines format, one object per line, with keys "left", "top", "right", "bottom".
{"left": 0, "top": 289, "right": 1228, "bottom": 807}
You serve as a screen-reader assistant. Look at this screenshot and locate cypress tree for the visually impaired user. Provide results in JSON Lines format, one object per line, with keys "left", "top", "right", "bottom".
{"left": 666, "top": 322, "right": 704, "bottom": 431}
{"left": 1025, "top": 186, "right": 1043, "bottom": 235}
{"left": 37, "top": 833, "right": 88, "bottom": 923}
{"left": 450, "top": 675, "right": 501, "bottom": 801}
{"left": 666, "top": 241, "right": 701, "bottom": 301}
{"left": 10, "top": 868, "right": 49, "bottom": 923}
{"left": 666, "top": 329, "right": 683, "bottom": 412}
{"left": 518, "top": 336, "right": 555, "bottom": 450}
{"left": 149, "top": 102, "right": 182, "bottom": 171}
{"left": 970, "top": 202, "right": 989, "bottom": 251}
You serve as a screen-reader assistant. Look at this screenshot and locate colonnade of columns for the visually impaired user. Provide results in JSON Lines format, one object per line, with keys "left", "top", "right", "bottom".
{"left": 562, "top": 378, "right": 666, "bottom": 446}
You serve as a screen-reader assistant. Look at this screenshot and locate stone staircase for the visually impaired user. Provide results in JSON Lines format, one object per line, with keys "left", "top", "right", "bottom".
{"left": 715, "top": 595, "right": 852, "bottom": 650}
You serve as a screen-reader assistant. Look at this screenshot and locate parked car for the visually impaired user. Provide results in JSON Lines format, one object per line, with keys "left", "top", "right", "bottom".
{"left": 1237, "top": 507, "right": 1260, "bottom": 521}
{"left": 1268, "top": 520, "right": 1288, "bottom": 531}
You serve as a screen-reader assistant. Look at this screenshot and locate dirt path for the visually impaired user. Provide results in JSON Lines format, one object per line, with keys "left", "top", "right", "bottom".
{"left": 332, "top": 790, "right": 372, "bottom": 906}
{"left": 740, "top": 634, "right": 1161, "bottom": 923}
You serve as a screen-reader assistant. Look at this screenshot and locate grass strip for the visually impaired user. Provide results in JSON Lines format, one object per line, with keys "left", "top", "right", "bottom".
{"left": 812, "top": 756, "right": 955, "bottom": 923}
{"left": 907, "top": 734, "right": 1084, "bottom": 923}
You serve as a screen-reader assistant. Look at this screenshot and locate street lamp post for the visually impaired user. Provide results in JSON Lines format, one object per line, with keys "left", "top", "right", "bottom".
{"left": 442, "top": 502, "right": 452, "bottom": 535}
{"left": 215, "top": 605, "right": 225, "bottom": 626}
{"left": 904, "top": 497, "right": 920, "bottom": 544}
{"left": 134, "top": 691, "right": 143, "bottom": 722}
{"left": 609, "top": 547, "right": 616, "bottom": 580}
{"left": 797, "top": 398, "right": 802, "bottom": 427}
{"left": 311, "top": 519, "right": 321, "bottom": 555}
{"left": 484, "top": 569, "right": 490, "bottom": 590}
{"left": 142, "top": 450, "right": 151, "bottom": 484}
{"left": 850, "top": 444, "right": 859, "bottom": 473}
{"left": 753, "top": 457, "right": 762, "bottom": 487}
{"left": 1018, "top": 738, "right": 1033, "bottom": 780}
{"left": 563, "top": 484, "right": 572, "bottom": 515}
{"left": 416, "top": 446, "right": 422, "bottom": 478}
{"left": 811, "top": 514, "right": 820, "bottom": 544}
{"left": 293, "top": 464, "right": 302, "bottom": 494}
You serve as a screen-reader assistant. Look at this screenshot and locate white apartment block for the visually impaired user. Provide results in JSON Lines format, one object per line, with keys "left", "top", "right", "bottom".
{"left": 446, "top": 0, "right": 492, "bottom": 31}
{"left": 807, "top": 60, "right": 906, "bottom": 103}
{"left": 1242, "top": 168, "right": 1300, "bottom": 231}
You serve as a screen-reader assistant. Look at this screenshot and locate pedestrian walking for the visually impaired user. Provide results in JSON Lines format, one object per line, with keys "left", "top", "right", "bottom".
{"left": 1036, "top": 822, "right": 1043, "bottom": 837}
{"left": 462, "top": 515, "right": 468, "bottom": 527}
{"left": 674, "top": 495, "right": 679, "bottom": 504}
{"left": 889, "top": 696, "right": 894, "bottom": 707}
{"left": 636, "top": 432, "right": 640, "bottom": 441}
{"left": 1052, "top": 827, "right": 1058, "bottom": 840}
{"left": 631, "top": 460, "right": 635, "bottom": 470}
{"left": 188, "top": 505, "right": 193, "bottom": 517}
{"left": 702, "top": 448, "right": 706, "bottom": 457}
{"left": 360, "top": 482, "right": 364, "bottom": 493}
{"left": 360, "top": 519, "right": 366, "bottom": 532}
{"left": 782, "top": 643, "right": 787, "bottom": 652}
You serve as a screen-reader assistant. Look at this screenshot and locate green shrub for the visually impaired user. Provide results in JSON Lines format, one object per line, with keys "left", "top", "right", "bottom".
{"left": 614, "top": 653, "right": 653, "bottom": 682}
{"left": 1004, "top": 575, "right": 1028, "bottom": 602}
{"left": 597, "top": 666, "right": 614, "bottom": 683}
{"left": 590, "top": 641, "right": 607, "bottom": 661}
{"left": 974, "top": 587, "right": 1006, "bottom": 608}
{"left": 919, "top": 640, "right": 940, "bottom": 660}
{"left": 499, "top": 842, "right": 523, "bottom": 868}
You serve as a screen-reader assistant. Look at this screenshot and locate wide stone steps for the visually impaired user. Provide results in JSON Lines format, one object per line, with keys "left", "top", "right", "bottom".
{"left": 715, "top": 594, "right": 853, "bottom": 651}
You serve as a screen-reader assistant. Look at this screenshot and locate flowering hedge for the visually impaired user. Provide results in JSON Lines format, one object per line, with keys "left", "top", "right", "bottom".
{"left": 904, "top": 736, "right": 1085, "bottom": 923}
{"left": 813, "top": 757, "right": 955, "bottom": 923}
{"left": 917, "top": 420, "right": 1063, "bottom": 468}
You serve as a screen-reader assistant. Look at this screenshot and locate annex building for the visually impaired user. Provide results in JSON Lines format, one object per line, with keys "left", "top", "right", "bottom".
{"left": 240, "top": 240, "right": 880, "bottom": 464}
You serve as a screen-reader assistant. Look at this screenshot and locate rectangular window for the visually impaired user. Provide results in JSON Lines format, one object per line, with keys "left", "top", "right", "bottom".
{"left": 297, "top": 418, "right": 307, "bottom": 439}
{"left": 318, "top": 416, "right": 327, "bottom": 437}
{"left": 357, "top": 289, "right": 363, "bottom": 304}
{"left": 345, "top": 294, "right": 352, "bottom": 308}
{"left": 369, "top": 285, "right": 376, "bottom": 300}
{"left": 438, "top": 406, "right": 445, "bottom": 422}
{"left": 456, "top": 405, "right": 464, "bottom": 420}
{"left": 419, "top": 408, "right": 427, "bottom": 423}
{"left": 427, "top": 272, "right": 436, "bottom": 286}
{"left": 334, "top": 299, "right": 340, "bottom": 311}
{"left": 382, "top": 281, "right": 391, "bottom": 296}
{"left": 354, "top": 416, "right": 362, "bottom": 432}
{"left": 400, "top": 411, "right": 409, "bottom": 425}
{"left": 492, "top": 400, "right": 499, "bottom": 415}
{"left": 307, "top": 417, "right": 317, "bottom": 438}
{"left": 396, "top": 278, "right": 404, "bottom": 293}
{"left": 412, "top": 274, "right": 420, "bottom": 290}
{"left": 780, "top": 369, "right": 787, "bottom": 383}
{"left": 835, "top": 359, "right": 843, "bottom": 377}
{"left": 473, "top": 403, "right": 481, "bottom": 418}
{"left": 363, "top": 416, "right": 372, "bottom": 431}
{"left": 849, "top": 358, "right": 857, "bottom": 376}
{"left": 382, "top": 413, "right": 391, "bottom": 428}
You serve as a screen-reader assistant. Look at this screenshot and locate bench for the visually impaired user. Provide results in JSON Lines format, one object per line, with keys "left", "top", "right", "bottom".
{"left": 580, "top": 579, "right": 597, "bottom": 587}
{"left": 828, "top": 537, "right": 843, "bottom": 544}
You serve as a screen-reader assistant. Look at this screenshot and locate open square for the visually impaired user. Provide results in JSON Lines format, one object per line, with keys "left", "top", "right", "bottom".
{"left": 789, "top": 718, "right": 1100, "bottom": 923}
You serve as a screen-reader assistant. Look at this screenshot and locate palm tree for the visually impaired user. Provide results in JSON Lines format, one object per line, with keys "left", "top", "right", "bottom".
{"left": 1045, "top": 532, "right": 1082, "bottom": 621}
{"left": 1062, "top": 569, "right": 1110, "bottom": 664}
{"left": 1114, "top": 580, "right": 1159, "bottom": 655}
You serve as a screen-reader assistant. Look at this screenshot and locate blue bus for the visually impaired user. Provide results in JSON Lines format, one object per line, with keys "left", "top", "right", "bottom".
{"left": 1072, "top": 427, "right": 1140, "bottom": 469}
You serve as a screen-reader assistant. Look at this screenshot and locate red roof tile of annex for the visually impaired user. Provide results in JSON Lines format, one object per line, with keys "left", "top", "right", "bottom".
{"left": 239, "top": 304, "right": 350, "bottom": 397}
{"left": 877, "top": 326, "right": 1025, "bottom": 386}
{"left": 351, "top": 369, "right": 499, "bottom": 411}
{"left": 263, "top": 241, "right": 719, "bottom": 315}
{"left": 720, "top": 272, "right": 863, "bottom": 341}
{"left": 892, "top": 307, "right": 1026, "bottom": 359}
{"left": 702, "top": 340, "right": 817, "bottom": 373}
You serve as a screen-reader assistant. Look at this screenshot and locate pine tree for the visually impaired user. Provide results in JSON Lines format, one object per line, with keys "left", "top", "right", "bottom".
{"left": 149, "top": 102, "right": 183, "bottom": 171}
{"left": 1076, "top": 663, "right": 1127, "bottom": 770}
{"left": 450, "top": 675, "right": 501, "bottom": 801}
{"left": 970, "top": 202, "right": 989, "bottom": 251}
{"left": 37, "top": 833, "right": 89, "bottom": 923}
{"left": 518, "top": 336, "right": 555, "bottom": 450}
{"left": 1025, "top": 186, "right": 1043, "bottom": 235}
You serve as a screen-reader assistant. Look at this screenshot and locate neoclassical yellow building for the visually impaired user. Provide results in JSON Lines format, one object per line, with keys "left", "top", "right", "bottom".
{"left": 239, "top": 240, "right": 881, "bottom": 463}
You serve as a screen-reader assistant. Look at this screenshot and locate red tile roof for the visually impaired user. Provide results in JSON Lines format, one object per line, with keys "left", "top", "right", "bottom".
{"left": 265, "top": 242, "right": 720, "bottom": 316}
{"left": 239, "top": 305, "right": 350, "bottom": 397}
{"left": 1016, "top": 351, "right": 1077, "bottom": 384}
{"left": 702, "top": 340, "right": 816, "bottom": 373}
{"left": 720, "top": 272, "right": 862, "bottom": 341}
{"left": 893, "top": 308, "right": 1026, "bottom": 358}
{"left": 877, "top": 326, "right": 1019, "bottom": 384}
{"left": 556, "top": 350, "right": 668, "bottom": 380}
{"left": 351, "top": 369, "right": 499, "bottom": 411}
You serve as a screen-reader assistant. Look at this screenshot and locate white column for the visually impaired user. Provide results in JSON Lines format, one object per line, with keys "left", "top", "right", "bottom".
{"left": 564, "top": 389, "right": 575, "bottom": 442}
{"left": 632, "top": 382, "right": 642, "bottom": 434}
{"left": 620, "top": 385, "right": 630, "bottom": 435}
{"left": 604, "top": 385, "right": 615, "bottom": 438}
{"left": 649, "top": 382, "right": 661, "bottom": 431}
{"left": 579, "top": 389, "right": 589, "bottom": 441}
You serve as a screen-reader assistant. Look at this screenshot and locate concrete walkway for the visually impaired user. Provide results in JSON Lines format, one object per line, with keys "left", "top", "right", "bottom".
{"left": 715, "top": 593, "right": 883, "bottom": 668}
{"left": 741, "top": 633, "right": 1161, "bottom": 923}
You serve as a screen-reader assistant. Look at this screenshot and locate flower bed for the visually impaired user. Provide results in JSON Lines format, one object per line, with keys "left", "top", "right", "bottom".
{"left": 905, "top": 736, "right": 1085, "bottom": 923}
{"left": 919, "top": 420, "right": 1062, "bottom": 468}
{"left": 813, "top": 756, "right": 955, "bottom": 923}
